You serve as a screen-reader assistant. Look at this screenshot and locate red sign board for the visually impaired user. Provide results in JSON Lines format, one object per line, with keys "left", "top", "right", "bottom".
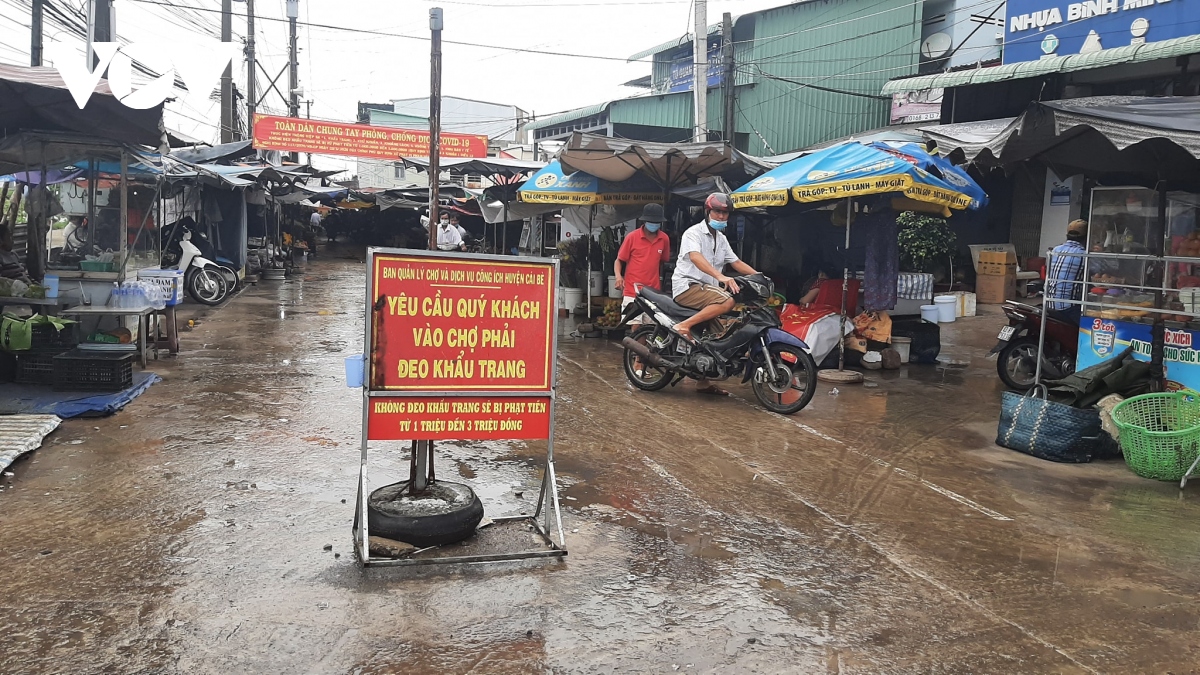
{"left": 251, "top": 114, "right": 488, "bottom": 159}
{"left": 366, "top": 251, "right": 557, "bottom": 442}
{"left": 367, "top": 396, "right": 551, "bottom": 441}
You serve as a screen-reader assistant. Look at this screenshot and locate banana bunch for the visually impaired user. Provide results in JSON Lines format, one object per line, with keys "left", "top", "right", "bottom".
{"left": 594, "top": 299, "right": 623, "bottom": 328}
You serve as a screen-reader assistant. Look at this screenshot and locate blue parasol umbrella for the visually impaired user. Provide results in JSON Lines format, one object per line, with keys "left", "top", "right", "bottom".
{"left": 519, "top": 160, "right": 661, "bottom": 206}
{"left": 730, "top": 141, "right": 988, "bottom": 379}
{"left": 865, "top": 141, "right": 988, "bottom": 211}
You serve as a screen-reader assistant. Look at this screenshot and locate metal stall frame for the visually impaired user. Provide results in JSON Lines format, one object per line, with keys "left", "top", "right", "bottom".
{"left": 352, "top": 247, "right": 567, "bottom": 568}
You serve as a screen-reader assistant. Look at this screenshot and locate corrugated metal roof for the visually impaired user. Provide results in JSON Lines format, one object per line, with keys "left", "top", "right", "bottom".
{"left": 523, "top": 102, "right": 610, "bottom": 132}
{"left": 882, "top": 34, "right": 1200, "bottom": 95}
{"left": 629, "top": 24, "right": 723, "bottom": 62}
{"left": 0, "top": 415, "right": 60, "bottom": 472}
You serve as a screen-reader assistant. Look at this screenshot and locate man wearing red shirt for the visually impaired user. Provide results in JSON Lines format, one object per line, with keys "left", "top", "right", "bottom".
{"left": 615, "top": 203, "right": 671, "bottom": 329}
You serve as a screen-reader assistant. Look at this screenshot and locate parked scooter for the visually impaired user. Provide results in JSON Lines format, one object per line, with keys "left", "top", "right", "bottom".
{"left": 162, "top": 221, "right": 234, "bottom": 306}
{"left": 991, "top": 300, "right": 1078, "bottom": 389}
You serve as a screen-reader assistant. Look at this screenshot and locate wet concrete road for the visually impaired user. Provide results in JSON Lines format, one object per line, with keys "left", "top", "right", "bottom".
{"left": 2, "top": 252, "right": 1199, "bottom": 674}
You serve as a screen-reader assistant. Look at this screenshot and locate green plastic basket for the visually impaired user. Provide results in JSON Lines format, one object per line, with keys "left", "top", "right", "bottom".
{"left": 1111, "top": 391, "right": 1200, "bottom": 481}
{"left": 79, "top": 260, "right": 115, "bottom": 272}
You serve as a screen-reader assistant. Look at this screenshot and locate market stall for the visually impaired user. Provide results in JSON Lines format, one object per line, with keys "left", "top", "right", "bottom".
{"left": 732, "top": 140, "right": 987, "bottom": 380}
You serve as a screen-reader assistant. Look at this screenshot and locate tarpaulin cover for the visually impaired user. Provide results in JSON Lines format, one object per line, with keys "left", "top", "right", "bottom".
{"left": 558, "top": 132, "right": 771, "bottom": 188}
{"left": 920, "top": 96, "right": 1200, "bottom": 179}
{"left": 0, "top": 371, "right": 160, "bottom": 418}
{"left": 0, "top": 63, "right": 163, "bottom": 147}
{"left": 402, "top": 156, "right": 546, "bottom": 176}
{"left": 731, "top": 141, "right": 978, "bottom": 210}
{"left": 171, "top": 140, "right": 255, "bottom": 164}
{"left": 519, "top": 161, "right": 660, "bottom": 205}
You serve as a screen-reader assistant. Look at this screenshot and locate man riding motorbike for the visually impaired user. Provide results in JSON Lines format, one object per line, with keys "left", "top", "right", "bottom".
{"left": 671, "top": 192, "right": 762, "bottom": 395}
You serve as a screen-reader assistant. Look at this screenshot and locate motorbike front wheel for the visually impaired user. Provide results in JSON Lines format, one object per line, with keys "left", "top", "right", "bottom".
{"left": 186, "top": 267, "right": 229, "bottom": 306}
{"left": 623, "top": 325, "right": 673, "bottom": 391}
{"left": 752, "top": 344, "right": 818, "bottom": 415}
{"left": 997, "top": 337, "right": 1039, "bottom": 390}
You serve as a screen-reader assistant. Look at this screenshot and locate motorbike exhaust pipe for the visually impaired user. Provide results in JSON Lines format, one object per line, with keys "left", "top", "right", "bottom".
{"left": 621, "top": 337, "right": 665, "bottom": 368}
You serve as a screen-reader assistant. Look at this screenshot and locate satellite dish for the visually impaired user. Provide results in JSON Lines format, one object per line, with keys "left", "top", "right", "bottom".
{"left": 921, "top": 32, "right": 953, "bottom": 59}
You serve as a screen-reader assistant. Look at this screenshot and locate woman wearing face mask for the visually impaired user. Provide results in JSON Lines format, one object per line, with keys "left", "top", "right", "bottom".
{"left": 615, "top": 203, "right": 672, "bottom": 332}
{"left": 670, "top": 192, "right": 761, "bottom": 395}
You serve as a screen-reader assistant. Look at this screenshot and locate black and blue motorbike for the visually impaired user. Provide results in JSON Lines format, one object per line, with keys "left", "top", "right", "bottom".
{"left": 620, "top": 273, "right": 818, "bottom": 415}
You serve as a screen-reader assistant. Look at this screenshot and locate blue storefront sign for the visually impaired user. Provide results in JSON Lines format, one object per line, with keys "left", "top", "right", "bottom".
{"left": 1077, "top": 317, "right": 1200, "bottom": 392}
{"left": 1004, "top": 0, "right": 1196, "bottom": 64}
{"left": 666, "top": 41, "right": 726, "bottom": 93}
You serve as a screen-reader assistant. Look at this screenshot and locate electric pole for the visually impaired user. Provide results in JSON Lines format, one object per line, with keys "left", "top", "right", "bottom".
{"left": 722, "top": 12, "right": 735, "bottom": 145}
{"left": 287, "top": 0, "right": 299, "bottom": 118}
{"left": 246, "top": 0, "right": 256, "bottom": 131}
{"left": 87, "top": 0, "right": 114, "bottom": 71}
{"left": 692, "top": 0, "right": 708, "bottom": 142}
{"left": 427, "top": 7, "right": 443, "bottom": 253}
{"left": 221, "top": 0, "right": 233, "bottom": 143}
{"left": 30, "top": 0, "right": 43, "bottom": 66}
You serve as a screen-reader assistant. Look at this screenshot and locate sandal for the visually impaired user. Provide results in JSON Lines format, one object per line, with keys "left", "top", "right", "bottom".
{"left": 697, "top": 385, "right": 730, "bottom": 396}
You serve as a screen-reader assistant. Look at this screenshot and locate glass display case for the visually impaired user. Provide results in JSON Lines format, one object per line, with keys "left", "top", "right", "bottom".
{"left": 1082, "top": 187, "right": 1162, "bottom": 323}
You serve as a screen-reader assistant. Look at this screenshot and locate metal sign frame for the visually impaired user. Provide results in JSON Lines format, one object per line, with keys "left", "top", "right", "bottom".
{"left": 353, "top": 247, "right": 566, "bottom": 567}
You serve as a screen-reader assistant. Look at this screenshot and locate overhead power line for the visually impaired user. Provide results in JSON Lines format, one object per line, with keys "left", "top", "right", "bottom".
{"left": 125, "top": 0, "right": 645, "bottom": 62}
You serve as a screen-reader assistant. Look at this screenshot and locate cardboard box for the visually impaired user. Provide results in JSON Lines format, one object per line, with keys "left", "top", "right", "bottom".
{"left": 978, "top": 261, "right": 1018, "bottom": 276}
{"left": 969, "top": 244, "right": 1019, "bottom": 273}
{"left": 979, "top": 250, "right": 1017, "bottom": 265}
{"left": 976, "top": 273, "right": 1016, "bottom": 304}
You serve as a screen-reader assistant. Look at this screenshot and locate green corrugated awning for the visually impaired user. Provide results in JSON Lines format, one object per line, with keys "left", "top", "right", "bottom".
{"left": 881, "top": 34, "right": 1200, "bottom": 95}
{"left": 523, "top": 102, "right": 611, "bottom": 132}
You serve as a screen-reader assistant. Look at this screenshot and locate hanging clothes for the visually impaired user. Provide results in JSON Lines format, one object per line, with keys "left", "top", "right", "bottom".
{"left": 862, "top": 211, "right": 898, "bottom": 311}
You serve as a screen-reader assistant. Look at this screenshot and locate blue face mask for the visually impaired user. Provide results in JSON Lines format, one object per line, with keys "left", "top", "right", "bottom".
{"left": 708, "top": 219, "right": 728, "bottom": 231}
{"left": 644, "top": 223, "right": 660, "bottom": 233}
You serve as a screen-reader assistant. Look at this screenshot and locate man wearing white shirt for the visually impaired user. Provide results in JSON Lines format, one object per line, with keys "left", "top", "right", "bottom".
{"left": 436, "top": 214, "right": 465, "bottom": 251}
{"left": 670, "top": 192, "right": 760, "bottom": 395}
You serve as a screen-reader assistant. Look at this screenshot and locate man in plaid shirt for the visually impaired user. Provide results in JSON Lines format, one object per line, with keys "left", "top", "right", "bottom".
{"left": 1046, "top": 219, "right": 1088, "bottom": 325}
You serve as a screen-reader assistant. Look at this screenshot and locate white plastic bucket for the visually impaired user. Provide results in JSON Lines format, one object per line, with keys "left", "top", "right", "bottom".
{"left": 589, "top": 271, "right": 604, "bottom": 297}
{"left": 344, "top": 354, "right": 365, "bottom": 388}
{"left": 920, "top": 304, "right": 939, "bottom": 323}
{"left": 607, "top": 275, "right": 621, "bottom": 298}
{"left": 563, "top": 287, "right": 584, "bottom": 313}
{"left": 892, "top": 336, "right": 912, "bottom": 363}
{"left": 935, "top": 295, "right": 957, "bottom": 323}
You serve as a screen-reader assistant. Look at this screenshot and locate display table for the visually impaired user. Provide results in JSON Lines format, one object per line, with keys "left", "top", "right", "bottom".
{"left": 57, "top": 305, "right": 154, "bottom": 368}
{"left": 0, "top": 296, "right": 76, "bottom": 316}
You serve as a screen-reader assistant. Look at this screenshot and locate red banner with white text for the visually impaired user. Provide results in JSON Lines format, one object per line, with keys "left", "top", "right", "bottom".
{"left": 251, "top": 114, "right": 487, "bottom": 159}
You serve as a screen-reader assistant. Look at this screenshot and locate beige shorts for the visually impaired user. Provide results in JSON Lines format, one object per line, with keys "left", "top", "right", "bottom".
{"left": 621, "top": 297, "right": 653, "bottom": 325}
{"left": 674, "top": 283, "right": 733, "bottom": 309}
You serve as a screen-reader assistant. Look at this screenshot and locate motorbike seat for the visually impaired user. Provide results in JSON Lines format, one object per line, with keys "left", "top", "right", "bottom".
{"left": 638, "top": 287, "right": 699, "bottom": 319}
{"left": 1007, "top": 301, "right": 1042, "bottom": 314}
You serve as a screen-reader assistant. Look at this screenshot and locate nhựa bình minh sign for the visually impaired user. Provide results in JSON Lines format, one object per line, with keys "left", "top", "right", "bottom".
{"left": 1003, "top": 0, "right": 1193, "bottom": 64}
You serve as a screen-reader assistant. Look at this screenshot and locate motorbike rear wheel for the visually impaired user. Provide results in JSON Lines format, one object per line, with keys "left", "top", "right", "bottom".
{"left": 752, "top": 344, "right": 818, "bottom": 415}
{"left": 623, "top": 326, "right": 673, "bottom": 391}
{"left": 186, "top": 267, "right": 229, "bottom": 306}
{"left": 997, "top": 337, "right": 1038, "bottom": 390}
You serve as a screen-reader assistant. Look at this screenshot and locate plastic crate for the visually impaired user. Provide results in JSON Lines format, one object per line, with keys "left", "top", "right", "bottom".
{"left": 52, "top": 349, "right": 135, "bottom": 392}
{"left": 29, "top": 323, "right": 78, "bottom": 353}
{"left": 138, "top": 267, "right": 184, "bottom": 306}
{"left": 14, "top": 352, "right": 56, "bottom": 384}
{"left": 0, "top": 351, "right": 14, "bottom": 382}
